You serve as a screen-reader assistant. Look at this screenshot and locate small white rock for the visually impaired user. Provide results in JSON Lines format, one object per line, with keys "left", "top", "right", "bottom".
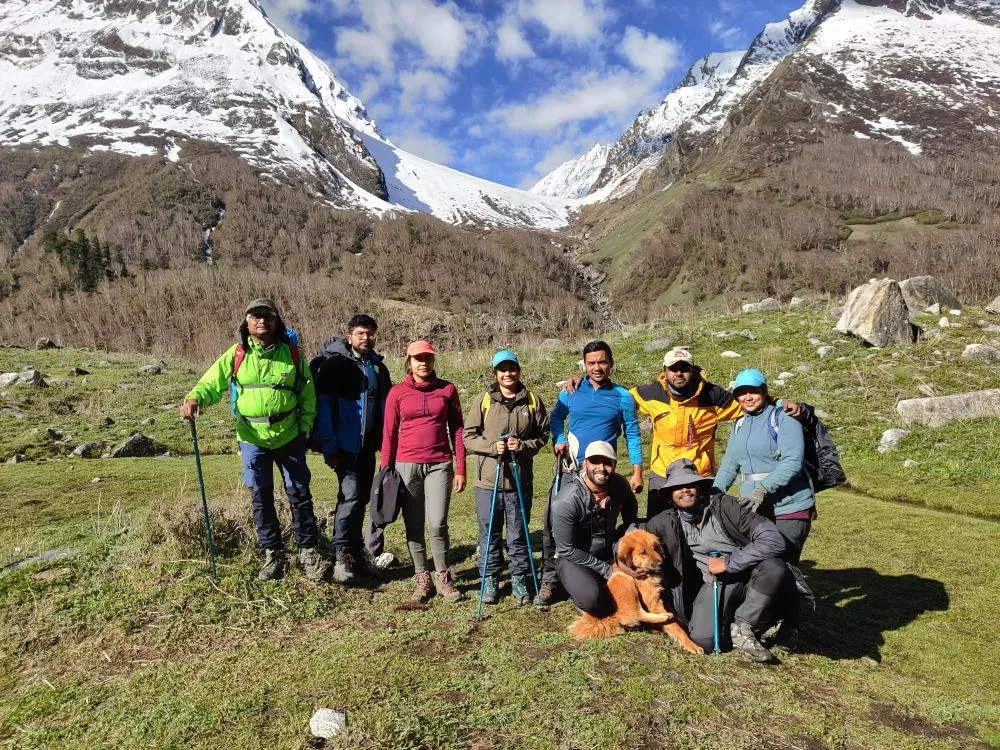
{"left": 774, "top": 379, "right": 787, "bottom": 387}
{"left": 903, "top": 459, "right": 919, "bottom": 469}
{"left": 91, "top": 477, "right": 102, "bottom": 483}
{"left": 807, "top": 338, "right": 825, "bottom": 347}
{"left": 938, "top": 317, "right": 950, "bottom": 328}
{"left": 310, "top": 709, "right": 347, "bottom": 739}
{"left": 949, "top": 309, "right": 961, "bottom": 316}
{"left": 777, "top": 371, "right": 794, "bottom": 380}
{"left": 878, "top": 429, "right": 909, "bottom": 454}
{"left": 720, "top": 351, "right": 741, "bottom": 359}
{"left": 817, "top": 346, "right": 835, "bottom": 359}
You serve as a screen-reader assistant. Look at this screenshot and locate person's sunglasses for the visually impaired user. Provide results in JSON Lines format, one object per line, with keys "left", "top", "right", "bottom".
{"left": 667, "top": 362, "right": 692, "bottom": 373}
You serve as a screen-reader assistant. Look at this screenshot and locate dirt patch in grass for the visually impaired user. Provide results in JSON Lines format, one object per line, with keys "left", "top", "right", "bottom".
{"left": 870, "top": 701, "right": 989, "bottom": 745}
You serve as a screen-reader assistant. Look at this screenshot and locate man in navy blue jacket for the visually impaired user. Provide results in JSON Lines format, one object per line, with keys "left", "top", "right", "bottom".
{"left": 313, "top": 314, "right": 393, "bottom": 583}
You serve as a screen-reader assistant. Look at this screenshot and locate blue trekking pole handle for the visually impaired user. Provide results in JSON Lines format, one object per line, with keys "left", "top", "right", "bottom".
{"left": 189, "top": 418, "right": 219, "bottom": 583}
{"left": 710, "top": 551, "right": 722, "bottom": 655}
{"left": 475, "top": 459, "right": 503, "bottom": 621}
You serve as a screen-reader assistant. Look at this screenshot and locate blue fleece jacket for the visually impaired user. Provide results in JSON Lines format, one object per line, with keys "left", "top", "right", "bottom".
{"left": 713, "top": 403, "right": 815, "bottom": 516}
{"left": 550, "top": 377, "right": 643, "bottom": 466}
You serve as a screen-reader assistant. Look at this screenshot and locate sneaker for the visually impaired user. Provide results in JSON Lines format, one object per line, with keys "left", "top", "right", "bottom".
{"left": 298, "top": 547, "right": 331, "bottom": 582}
{"left": 333, "top": 551, "right": 356, "bottom": 583}
{"left": 433, "top": 569, "right": 465, "bottom": 603}
{"left": 538, "top": 580, "right": 558, "bottom": 605}
{"left": 411, "top": 571, "right": 433, "bottom": 603}
{"left": 510, "top": 574, "right": 531, "bottom": 606}
{"left": 480, "top": 574, "right": 499, "bottom": 605}
{"left": 258, "top": 548, "right": 286, "bottom": 581}
{"left": 370, "top": 552, "right": 396, "bottom": 569}
{"left": 730, "top": 620, "right": 777, "bottom": 664}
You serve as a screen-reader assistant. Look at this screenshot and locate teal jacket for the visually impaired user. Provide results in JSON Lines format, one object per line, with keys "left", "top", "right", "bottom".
{"left": 186, "top": 339, "right": 316, "bottom": 450}
{"left": 713, "top": 403, "right": 814, "bottom": 516}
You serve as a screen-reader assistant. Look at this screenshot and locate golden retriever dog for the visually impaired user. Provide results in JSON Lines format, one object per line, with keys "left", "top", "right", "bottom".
{"left": 568, "top": 529, "right": 703, "bottom": 654}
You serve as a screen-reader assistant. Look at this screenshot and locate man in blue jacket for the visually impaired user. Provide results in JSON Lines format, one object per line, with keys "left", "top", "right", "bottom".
{"left": 313, "top": 314, "right": 393, "bottom": 583}
{"left": 541, "top": 341, "right": 643, "bottom": 603}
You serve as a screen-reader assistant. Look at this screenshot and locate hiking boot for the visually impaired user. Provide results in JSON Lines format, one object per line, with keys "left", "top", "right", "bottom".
{"left": 434, "top": 569, "right": 464, "bottom": 603}
{"left": 538, "top": 580, "right": 559, "bottom": 605}
{"left": 510, "top": 574, "right": 531, "bottom": 606}
{"left": 480, "top": 574, "right": 499, "bottom": 605}
{"left": 258, "top": 548, "right": 286, "bottom": 581}
{"left": 333, "top": 551, "right": 356, "bottom": 583}
{"left": 730, "top": 620, "right": 777, "bottom": 664}
{"left": 411, "top": 571, "right": 433, "bottom": 603}
{"left": 298, "top": 547, "right": 331, "bottom": 582}
{"left": 370, "top": 551, "right": 396, "bottom": 569}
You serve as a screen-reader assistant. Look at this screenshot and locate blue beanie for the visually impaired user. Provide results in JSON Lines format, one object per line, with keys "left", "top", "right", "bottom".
{"left": 733, "top": 368, "right": 767, "bottom": 392}
{"left": 491, "top": 350, "right": 520, "bottom": 369}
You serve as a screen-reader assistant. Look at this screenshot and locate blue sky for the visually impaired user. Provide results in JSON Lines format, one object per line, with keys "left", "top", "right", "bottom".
{"left": 263, "top": 0, "right": 805, "bottom": 188}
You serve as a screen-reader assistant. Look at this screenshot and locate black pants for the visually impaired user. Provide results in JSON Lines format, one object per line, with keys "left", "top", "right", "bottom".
{"left": 775, "top": 518, "right": 811, "bottom": 564}
{"left": 688, "top": 557, "right": 791, "bottom": 653}
{"left": 332, "top": 448, "right": 382, "bottom": 555}
{"left": 556, "top": 557, "right": 612, "bottom": 616}
{"left": 541, "top": 499, "right": 558, "bottom": 586}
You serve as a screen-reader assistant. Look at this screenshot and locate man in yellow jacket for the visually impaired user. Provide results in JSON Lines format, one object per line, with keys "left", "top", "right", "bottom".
{"left": 180, "top": 299, "right": 329, "bottom": 582}
{"left": 632, "top": 347, "right": 800, "bottom": 519}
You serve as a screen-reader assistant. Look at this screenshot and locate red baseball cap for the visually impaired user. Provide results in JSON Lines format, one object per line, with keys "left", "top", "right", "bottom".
{"left": 405, "top": 340, "right": 437, "bottom": 357}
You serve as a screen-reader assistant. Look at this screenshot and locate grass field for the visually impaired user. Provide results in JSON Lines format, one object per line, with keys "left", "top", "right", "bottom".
{"left": 2, "top": 305, "right": 999, "bottom": 748}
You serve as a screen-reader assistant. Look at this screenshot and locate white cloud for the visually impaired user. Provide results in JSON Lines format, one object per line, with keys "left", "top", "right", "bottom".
{"left": 392, "top": 128, "right": 455, "bottom": 164}
{"left": 399, "top": 68, "right": 452, "bottom": 113}
{"left": 515, "top": 0, "right": 609, "bottom": 44}
{"left": 620, "top": 27, "right": 681, "bottom": 80}
{"left": 260, "top": 0, "right": 317, "bottom": 39}
{"left": 336, "top": 27, "right": 394, "bottom": 71}
{"left": 497, "top": 21, "right": 535, "bottom": 62}
{"left": 708, "top": 19, "right": 744, "bottom": 46}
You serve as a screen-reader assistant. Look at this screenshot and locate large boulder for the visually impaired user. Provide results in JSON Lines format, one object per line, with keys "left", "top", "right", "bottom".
{"left": 742, "top": 297, "right": 781, "bottom": 313}
{"left": 835, "top": 279, "right": 916, "bottom": 347}
{"left": 962, "top": 344, "right": 1000, "bottom": 362}
{"left": 897, "top": 389, "right": 1000, "bottom": 427}
{"left": 111, "top": 433, "right": 167, "bottom": 458}
{"left": 986, "top": 295, "right": 1000, "bottom": 315}
{"left": 899, "top": 276, "right": 962, "bottom": 311}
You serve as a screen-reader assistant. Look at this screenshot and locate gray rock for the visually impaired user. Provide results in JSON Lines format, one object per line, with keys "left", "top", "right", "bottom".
{"left": 938, "top": 317, "right": 950, "bottom": 328}
{"left": 0, "top": 548, "right": 80, "bottom": 576}
{"left": 69, "top": 367, "right": 90, "bottom": 376}
{"left": 111, "top": 433, "right": 167, "bottom": 458}
{"left": 35, "top": 337, "right": 59, "bottom": 350}
{"left": 720, "top": 351, "right": 741, "bottom": 359}
{"left": 72, "top": 442, "right": 108, "bottom": 459}
{"left": 925, "top": 303, "right": 941, "bottom": 315}
{"left": 91, "top": 476, "right": 102, "bottom": 483}
{"left": 774, "top": 379, "right": 787, "bottom": 387}
{"left": 0, "top": 407, "right": 28, "bottom": 419}
{"left": 140, "top": 417, "right": 156, "bottom": 426}
{"left": 814, "top": 409, "right": 830, "bottom": 419}
{"left": 0, "top": 373, "right": 20, "bottom": 387}
{"left": 742, "top": 297, "right": 781, "bottom": 313}
{"left": 899, "top": 276, "right": 962, "bottom": 311}
{"left": 878, "top": 428, "right": 909, "bottom": 454}
{"left": 817, "top": 346, "right": 835, "bottom": 359}
{"left": 6, "top": 454, "right": 29, "bottom": 464}
{"left": 835, "top": 279, "right": 916, "bottom": 347}
{"left": 922, "top": 328, "right": 943, "bottom": 341}
{"left": 644, "top": 338, "right": 672, "bottom": 353}
{"left": 807, "top": 338, "right": 825, "bottom": 347}
{"left": 962, "top": 344, "right": 1000, "bottom": 362}
{"left": 138, "top": 362, "right": 164, "bottom": 376}
{"left": 903, "top": 459, "right": 919, "bottom": 469}
{"left": 950, "top": 309, "right": 962, "bottom": 317}
{"left": 17, "top": 369, "right": 47, "bottom": 387}
{"left": 789, "top": 296, "right": 805, "bottom": 308}
{"left": 778, "top": 371, "right": 794, "bottom": 380}
{"left": 986, "top": 295, "right": 1000, "bottom": 315}
{"left": 309, "top": 708, "right": 347, "bottom": 739}
{"left": 795, "top": 364, "right": 810, "bottom": 373}
{"left": 828, "top": 307, "right": 844, "bottom": 319}
{"left": 897, "top": 389, "right": 1000, "bottom": 427}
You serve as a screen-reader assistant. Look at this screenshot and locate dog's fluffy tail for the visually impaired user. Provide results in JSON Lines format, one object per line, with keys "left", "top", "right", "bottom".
{"left": 567, "top": 613, "right": 624, "bottom": 639}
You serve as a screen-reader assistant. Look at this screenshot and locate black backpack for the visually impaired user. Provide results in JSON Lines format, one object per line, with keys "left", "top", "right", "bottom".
{"left": 733, "top": 404, "right": 846, "bottom": 492}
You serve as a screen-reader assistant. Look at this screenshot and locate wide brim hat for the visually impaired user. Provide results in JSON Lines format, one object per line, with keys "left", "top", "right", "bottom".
{"left": 660, "top": 458, "right": 714, "bottom": 491}
{"left": 244, "top": 298, "right": 279, "bottom": 316}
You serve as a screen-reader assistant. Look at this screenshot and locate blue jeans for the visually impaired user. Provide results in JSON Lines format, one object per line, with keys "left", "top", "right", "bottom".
{"left": 239, "top": 436, "right": 318, "bottom": 550}
{"left": 332, "top": 448, "right": 382, "bottom": 555}
{"left": 474, "top": 485, "right": 532, "bottom": 576}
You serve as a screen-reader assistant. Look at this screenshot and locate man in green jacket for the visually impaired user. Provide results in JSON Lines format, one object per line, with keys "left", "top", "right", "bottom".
{"left": 180, "top": 298, "right": 330, "bottom": 582}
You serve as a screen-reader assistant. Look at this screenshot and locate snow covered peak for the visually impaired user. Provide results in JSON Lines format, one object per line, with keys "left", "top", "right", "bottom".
{"left": 529, "top": 144, "right": 613, "bottom": 199}
{"left": 0, "top": 0, "right": 574, "bottom": 229}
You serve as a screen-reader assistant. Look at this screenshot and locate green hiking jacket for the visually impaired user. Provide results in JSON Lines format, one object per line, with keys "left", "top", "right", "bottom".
{"left": 185, "top": 340, "right": 316, "bottom": 449}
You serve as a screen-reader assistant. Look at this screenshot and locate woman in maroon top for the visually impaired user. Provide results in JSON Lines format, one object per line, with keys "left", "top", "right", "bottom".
{"left": 381, "top": 340, "right": 466, "bottom": 603}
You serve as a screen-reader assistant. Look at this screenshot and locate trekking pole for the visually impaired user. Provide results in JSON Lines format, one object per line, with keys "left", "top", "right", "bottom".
{"left": 511, "top": 454, "right": 548, "bottom": 612}
{"left": 475, "top": 459, "right": 503, "bottom": 621}
{"left": 710, "top": 551, "right": 722, "bottom": 655}
{"left": 189, "top": 418, "right": 219, "bottom": 583}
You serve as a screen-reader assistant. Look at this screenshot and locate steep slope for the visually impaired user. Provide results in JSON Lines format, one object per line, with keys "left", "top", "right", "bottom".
{"left": 0, "top": 0, "right": 572, "bottom": 229}
{"left": 529, "top": 144, "right": 612, "bottom": 199}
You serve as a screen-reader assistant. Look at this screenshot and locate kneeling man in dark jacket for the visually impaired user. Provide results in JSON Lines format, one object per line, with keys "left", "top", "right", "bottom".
{"left": 647, "top": 458, "right": 798, "bottom": 663}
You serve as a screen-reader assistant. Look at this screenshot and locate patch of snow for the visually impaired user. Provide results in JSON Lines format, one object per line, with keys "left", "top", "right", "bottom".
{"left": 530, "top": 143, "right": 612, "bottom": 199}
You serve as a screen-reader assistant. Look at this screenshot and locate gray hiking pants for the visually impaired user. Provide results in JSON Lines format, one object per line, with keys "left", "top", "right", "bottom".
{"left": 396, "top": 461, "right": 453, "bottom": 572}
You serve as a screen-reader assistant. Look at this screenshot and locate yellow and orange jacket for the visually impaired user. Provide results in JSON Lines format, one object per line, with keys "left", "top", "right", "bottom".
{"left": 630, "top": 372, "right": 742, "bottom": 478}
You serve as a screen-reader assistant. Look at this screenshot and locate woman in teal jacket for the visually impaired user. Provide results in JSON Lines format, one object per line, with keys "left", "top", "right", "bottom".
{"left": 713, "top": 369, "right": 816, "bottom": 564}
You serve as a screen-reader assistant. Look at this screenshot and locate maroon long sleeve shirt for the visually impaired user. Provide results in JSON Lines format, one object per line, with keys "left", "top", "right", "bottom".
{"left": 381, "top": 374, "right": 466, "bottom": 476}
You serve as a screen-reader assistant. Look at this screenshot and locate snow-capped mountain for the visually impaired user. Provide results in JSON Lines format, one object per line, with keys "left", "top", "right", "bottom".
{"left": 0, "top": 0, "right": 572, "bottom": 229}
{"left": 529, "top": 144, "right": 612, "bottom": 199}
{"left": 536, "top": 0, "right": 1000, "bottom": 200}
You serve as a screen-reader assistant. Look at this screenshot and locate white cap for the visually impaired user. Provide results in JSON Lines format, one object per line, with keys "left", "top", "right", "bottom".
{"left": 584, "top": 441, "right": 617, "bottom": 462}
{"left": 663, "top": 347, "right": 694, "bottom": 368}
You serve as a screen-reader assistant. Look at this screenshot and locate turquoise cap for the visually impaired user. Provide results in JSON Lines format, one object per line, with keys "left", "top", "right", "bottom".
{"left": 491, "top": 350, "right": 520, "bottom": 369}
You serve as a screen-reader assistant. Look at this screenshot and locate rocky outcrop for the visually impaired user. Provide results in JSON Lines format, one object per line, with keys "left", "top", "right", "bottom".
{"left": 742, "top": 298, "right": 781, "bottom": 313}
{"left": 835, "top": 279, "right": 917, "bottom": 347}
{"left": 111, "top": 432, "right": 166, "bottom": 458}
{"left": 899, "top": 275, "right": 962, "bottom": 311}
{"left": 962, "top": 344, "right": 1000, "bottom": 362}
{"left": 897, "top": 389, "right": 1000, "bottom": 427}
{"left": 986, "top": 295, "right": 1000, "bottom": 315}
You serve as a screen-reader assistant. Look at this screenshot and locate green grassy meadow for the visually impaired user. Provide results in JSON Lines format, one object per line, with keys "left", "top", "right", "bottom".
{"left": 2, "top": 305, "right": 999, "bottom": 749}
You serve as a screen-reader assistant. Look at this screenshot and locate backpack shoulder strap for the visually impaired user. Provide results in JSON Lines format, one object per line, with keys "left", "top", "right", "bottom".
{"left": 733, "top": 415, "right": 745, "bottom": 435}
{"left": 231, "top": 345, "right": 247, "bottom": 384}
{"left": 527, "top": 391, "right": 537, "bottom": 414}
{"left": 769, "top": 408, "right": 780, "bottom": 442}
{"left": 481, "top": 392, "right": 491, "bottom": 420}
